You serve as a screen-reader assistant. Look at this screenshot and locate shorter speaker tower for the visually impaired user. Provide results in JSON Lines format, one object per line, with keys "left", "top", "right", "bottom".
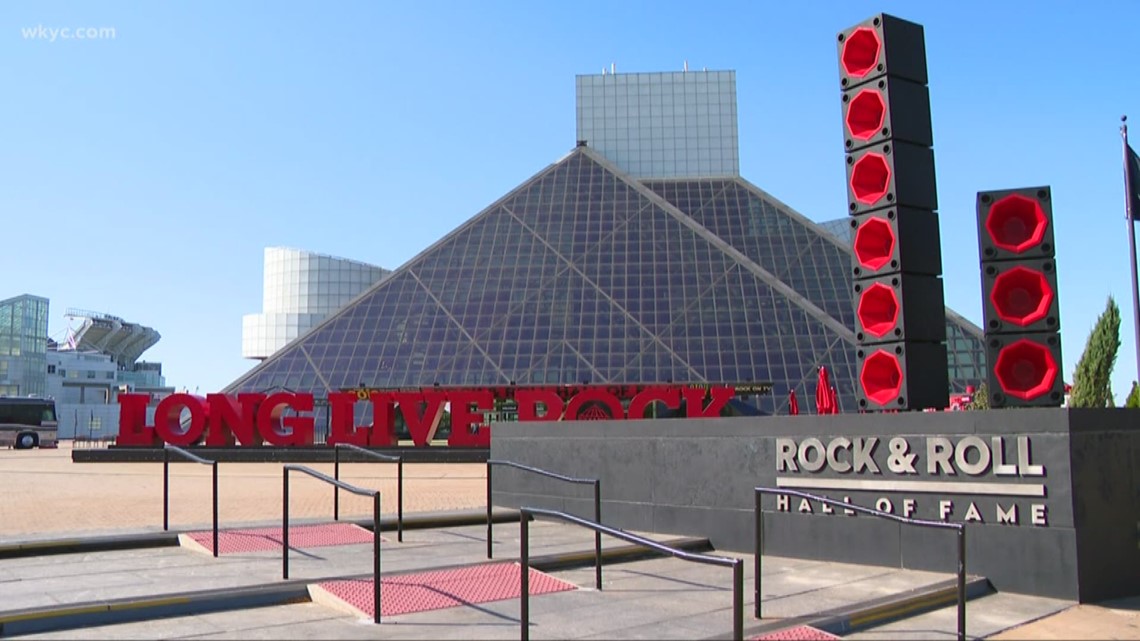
{"left": 976, "top": 186, "right": 1064, "bottom": 407}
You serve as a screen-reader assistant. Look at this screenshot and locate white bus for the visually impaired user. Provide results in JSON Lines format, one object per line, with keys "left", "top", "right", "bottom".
{"left": 0, "top": 397, "right": 59, "bottom": 449}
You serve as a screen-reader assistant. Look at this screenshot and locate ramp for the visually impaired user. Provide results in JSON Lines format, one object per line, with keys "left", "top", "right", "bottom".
{"left": 179, "top": 523, "right": 381, "bottom": 555}
{"left": 752, "top": 626, "right": 840, "bottom": 640}
{"left": 310, "top": 562, "right": 577, "bottom": 618}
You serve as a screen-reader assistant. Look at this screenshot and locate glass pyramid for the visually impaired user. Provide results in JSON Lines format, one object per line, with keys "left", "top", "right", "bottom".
{"left": 225, "top": 146, "right": 986, "bottom": 416}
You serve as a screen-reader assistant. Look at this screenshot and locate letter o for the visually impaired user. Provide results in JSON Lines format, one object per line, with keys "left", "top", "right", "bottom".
{"left": 875, "top": 497, "right": 894, "bottom": 513}
{"left": 797, "top": 438, "right": 826, "bottom": 472}
{"left": 955, "top": 436, "right": 991, "bottom": 476}
{"left": 154, "top": 393, "right": 206, "bottom": 446}
{"left": 564, "top": 389, "right": 624, "bottom": 420}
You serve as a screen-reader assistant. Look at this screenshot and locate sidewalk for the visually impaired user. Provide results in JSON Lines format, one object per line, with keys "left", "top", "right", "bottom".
{"left": 0, "top": 444, "right": 485, "bottom": 540}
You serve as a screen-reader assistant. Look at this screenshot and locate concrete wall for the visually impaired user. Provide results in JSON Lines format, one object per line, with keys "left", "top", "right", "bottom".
{"left": 1068, "top": 409, "right": 1140, "bottom": 602}
{"left": 490, "top": 409, "right": 1140, "bottom": 601}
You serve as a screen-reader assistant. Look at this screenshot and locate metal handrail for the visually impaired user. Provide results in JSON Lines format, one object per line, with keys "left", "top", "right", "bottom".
{"left": 333, "top": 443, "right": 404, "bottom": 542}
{"left": 487, "top": 459, "right": 602, "bottom": 590}
{"left": 519, "top": 507, "right": 743, "bottom": 641}
{"left": 283, "top": 464, "right": 382, "bottom": 624}
{"left": 163, "top": 444, "right": 218, "bottom": 558}
{"left": 755, "top": 487, "right": 966, "bottom": 641}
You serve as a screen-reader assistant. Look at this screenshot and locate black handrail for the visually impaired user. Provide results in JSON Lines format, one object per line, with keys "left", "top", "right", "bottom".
{"left": 163, "top": 444, "right": 218, "bottom": 558}
{"left": 487, "top": 459, "right": 601, "bottom": 590}
{"left": 519, "top": 507, "right": 743, "bottom": 641}
{"left": 755, "top": 487, "right": 966, "bottom": 641}
{"left": 283, "top": 464, "right": 382, "bottom": 624}
{"left": 333, "top": 443, "right": 403, "bottom": 542}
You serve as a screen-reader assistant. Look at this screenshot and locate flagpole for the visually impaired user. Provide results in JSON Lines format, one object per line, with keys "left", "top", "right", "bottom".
{"left": 1123, "top": 116, "right": 1140, "bottom": 388}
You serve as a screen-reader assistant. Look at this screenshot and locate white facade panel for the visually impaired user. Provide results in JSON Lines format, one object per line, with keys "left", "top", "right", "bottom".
{"left": 243, "top": 247, "right": 389, "bottom": 360}
{"left": 575, "top": 70, "right": 739, "bottom": 179}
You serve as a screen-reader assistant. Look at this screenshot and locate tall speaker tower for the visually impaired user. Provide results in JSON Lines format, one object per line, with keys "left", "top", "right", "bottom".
{"left": 838, "top": 14, "right": 949, "bottom": 411}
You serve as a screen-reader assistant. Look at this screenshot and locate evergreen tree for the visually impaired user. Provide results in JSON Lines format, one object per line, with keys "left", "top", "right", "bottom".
{"left": 1069, "top": 296, "right": 1122, "bottom": 408}
{"left": 967, "top": 382, "right": 990, "bottom": 410}
{"left": 1126, "top": 382, "right": 1140, "bottom": 409}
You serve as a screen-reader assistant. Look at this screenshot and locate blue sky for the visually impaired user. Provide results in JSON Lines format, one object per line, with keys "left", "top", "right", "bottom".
{"left": 3, "top": 1, "right": 1139, "bottom": 402}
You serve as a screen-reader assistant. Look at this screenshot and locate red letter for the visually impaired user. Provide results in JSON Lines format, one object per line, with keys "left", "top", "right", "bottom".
{"left": 205, "top": 394, "right": 264, "bottom": 446}
{"left": 369, "top": 392, "right": 398, "bottom": 447}
{"left": 683, "top": 386, "right": 734, "bottom": 418}
{"left": 627, "top": 387, "right": 681, "bottom": 419}
{"left": 394, "top": 391, "right": 446, "bottom": 447}
{"left": 257, "top": 393, "right": 314, "bottom": 446}
{"left": 117, "top": 393, "right": 157, "bottom": 446}
{"left": 564, "top": 389, "right": 624, "bottom": 420}
{"left": 327, "top": 392, "right": 369, "bottom": 446}
{"left": 154, "top": 393, "right": 207, "bottom": 446}
{"left": 516, "top": 390, "right": 563, "bottom": 421}
{"left": 447, "top": 390, "right": 492, "bottom": 448}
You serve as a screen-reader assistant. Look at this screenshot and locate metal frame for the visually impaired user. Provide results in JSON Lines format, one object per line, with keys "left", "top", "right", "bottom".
{"left": 283, "top": 464, "right": 382, "bottom": 624}
{"left": 333, "top": 443, "right": 403, "bottom": 542}
{"left": 755, "top": 487, "right": 966, "bottom": 641}
{"left": 163, "top": 444, "right": 218, "bottom": 558}
{"left": 487, "top": 459, "right": 601, "bottom": 589}
{"left": 519, "top": 507, "right": 743, "bottom": 641}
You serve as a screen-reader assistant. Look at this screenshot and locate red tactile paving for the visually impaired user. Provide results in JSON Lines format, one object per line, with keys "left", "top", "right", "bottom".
{"left": 185, "top": 523, "right": 381, "bottom": 555}
{"left": 315, "top": 562, "right": 578, "bottom": 618}
{"left": 751, "top": 625, "right": 841, "bottom": 640}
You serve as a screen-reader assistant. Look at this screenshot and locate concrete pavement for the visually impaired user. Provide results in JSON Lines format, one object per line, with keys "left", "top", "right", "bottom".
{"left": 0, "top": 443, "right": 1135, "bottom": 639}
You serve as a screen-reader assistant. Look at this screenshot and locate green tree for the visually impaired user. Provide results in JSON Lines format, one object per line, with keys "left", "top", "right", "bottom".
{"left": 1126, "top": 382, "right": 1140, "bottom": 409}
{"left": 1068, "top": 296, "right": 1122, "bottom": 408}
{"left": 966, "top": 382, "right": 990, "bottom": 410}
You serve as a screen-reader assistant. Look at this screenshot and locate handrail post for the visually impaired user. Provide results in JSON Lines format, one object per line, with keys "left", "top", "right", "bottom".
{"left": 162, "top": 448, "right": 169, "bottom": 531}
{"left": 374, "top": 490, "right": 382, "bottom": 625}
{"left": 211, "top": 461, "right": 219, "bottom": 558}
{"left": 593, "top": 479, "right": 602, "bottom": 590}
{"left": 486, "top": 461, "right": 493, "bottom": 559}
{"left": 733, "top": 558, "right": 743, "bottom": 641}
{"left": 396, "top": 457, "right": 404, "bottom": 542}
{"left": 521, "top": 506, "right": 743, "bottom": 638}
{"left": 755, "top": 488, "right": 762, "bottom": 619}
{"left": 520, "top": 509, "right": 530, "bottom": 641}
{"left": 283, "top": 467, "right": 290, "bottom": 580}
{"left": 756, "top": 487, "right": 969, "bottom": 636}
{"left": 334, "top": 446, "right": 341, "bottom": 521}
{"left": 958, "top": 525, "right": 966, "bottom": 641}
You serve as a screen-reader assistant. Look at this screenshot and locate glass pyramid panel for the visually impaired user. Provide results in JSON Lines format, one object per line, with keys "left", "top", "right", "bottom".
{"left": 227, "top": 146, "right": 986, "bottom": 417}
{"left": 644, "top": 178, "right": 987, "bottom": 396}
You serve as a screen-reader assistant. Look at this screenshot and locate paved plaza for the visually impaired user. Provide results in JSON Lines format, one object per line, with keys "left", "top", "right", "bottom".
{"left": 0, "top": 444, "right": 1137, "bottom": 639}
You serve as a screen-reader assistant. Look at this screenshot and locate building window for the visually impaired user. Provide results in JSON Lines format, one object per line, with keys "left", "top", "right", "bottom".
{"left": 86, "top": 370, "right": 96, "bottom": 379}
{"left": 47, "top": 364, "right": 56, "bottom": 374}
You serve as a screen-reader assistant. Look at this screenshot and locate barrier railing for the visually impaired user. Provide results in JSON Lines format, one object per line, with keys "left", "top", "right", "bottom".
{"left": 333, "top": 443, "right": 403, "bottom": 542}
{"left": 487, "top": 459, "right": 601, "bottom": 589}
{"left": 163, "top": 444, "right": 218, "bottom": 558}
{"left": 519, "top": 507, "right": 743, "bottom": 641}
{"left": 755, "top": 487, "right": 966, "bottom": 641}
{"left": 283, "top": 464, "right": 382, "bottom": 624}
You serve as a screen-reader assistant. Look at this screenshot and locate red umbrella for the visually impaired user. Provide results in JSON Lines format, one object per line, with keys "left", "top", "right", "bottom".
{"left": 829, "top": 384, "right": 839, "bottom": 415}
{"left": 815, "top": 366, "right": 833, "bottom": 415}
{"left": 788, "top": 390, "right": 800, "bottom": 415}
